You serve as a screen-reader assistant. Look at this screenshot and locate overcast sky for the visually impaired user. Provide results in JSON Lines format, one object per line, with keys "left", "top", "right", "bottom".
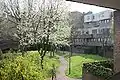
{"left": 66, "top": 1, "right": 114, "bottom": 13}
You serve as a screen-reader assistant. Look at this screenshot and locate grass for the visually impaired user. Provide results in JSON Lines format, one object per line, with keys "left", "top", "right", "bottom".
{"left": 65, "top": 53, "right": 108, "bottom": 79}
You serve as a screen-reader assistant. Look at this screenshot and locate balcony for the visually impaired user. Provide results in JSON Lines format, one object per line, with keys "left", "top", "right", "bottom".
{"left": 72, "top": 37, "right": 113, "bottom": 46}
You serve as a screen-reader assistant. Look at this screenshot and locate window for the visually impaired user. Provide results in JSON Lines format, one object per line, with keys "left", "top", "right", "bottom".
{"left": 75, "top": 39, "right": 77, "bottom": 42}
{"left": 82, "top": 31, "right": 84, "bottom": 34}
{"left": 101, "top": 20, "right": 103, "bottom": 23}
{"left": 87, "top": 16, "right": 90, "bottom": 20}
{"left": 94, "top": 22, "right": 99, "bottom": 27}
{"left": 101, "top": 28, "right": 110, "bottom": 34}
{"left": 101, "top": 12, "right": 104, "bottom": 17}
{"left": 81, "top": 39, "right": 83, "bottom": 42}
{"left": 93, "top": 15, "right": 95, "bottom": 19}
{"left": 87, "top": 22, "right": 91, "bottom": 24}
{"left": 92, "top": 29, "right": 97, "bottom": 34}
{"left": 84, "top": 39, "right": 86, "bottom": 42}
{"left": 106, "top": 28, "right": 110, "bottom": 34}
{"left": 79, "top": 31, "right": 81, "bottom": 35}
{"left": 103, "top": 20, "right": 104, "bottom": 23}
{"left": 79, "top": 39, "right": 81, "bottom": 42}
{"left": 86, "top": 31, "right": 89, "bottom": 34}
{"left": 91, "top": 39, "right": 93, "bottom": 42}
{"left": 98, "top": 29, "right": 101, "bottom": 34}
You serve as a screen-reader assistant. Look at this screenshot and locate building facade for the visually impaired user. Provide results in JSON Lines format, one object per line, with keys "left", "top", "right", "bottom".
{"left": 72, "top": 10, "right": 114, "bottom": 58}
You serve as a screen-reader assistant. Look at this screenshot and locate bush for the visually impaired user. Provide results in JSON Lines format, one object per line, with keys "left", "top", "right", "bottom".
{"left": 0, "top": 51, "right": 60, "bottom": 80}
{"left": 83, "top": 60, "right": 114, "bottom": 80}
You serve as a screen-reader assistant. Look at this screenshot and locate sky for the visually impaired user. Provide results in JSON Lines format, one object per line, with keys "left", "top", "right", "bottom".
{"left": 66, "top": 1, "right": 114, "bottom": 13}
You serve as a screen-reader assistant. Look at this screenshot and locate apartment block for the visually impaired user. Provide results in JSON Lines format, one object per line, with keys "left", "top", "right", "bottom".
{"left": 71, "top": 10, "right": 114, "bottom": 58}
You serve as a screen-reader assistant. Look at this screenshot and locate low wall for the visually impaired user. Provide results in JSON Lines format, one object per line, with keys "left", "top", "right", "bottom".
{"left": 82, "top": 69, "right": 104, "bottom": 80}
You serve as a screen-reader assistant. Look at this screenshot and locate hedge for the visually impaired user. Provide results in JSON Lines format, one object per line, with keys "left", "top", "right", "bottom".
{"left": 83, "top": 60, "right": 114, "bottom": 80}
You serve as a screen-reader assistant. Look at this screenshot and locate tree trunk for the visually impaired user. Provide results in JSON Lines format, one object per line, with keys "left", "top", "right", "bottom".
{"left": 21, "top": 46, "right": 25, "bottom": 57}
{"left": 21, "top": 50, "right": 25, "bottom": 57}
{"left": 50, "top": 51, "right": 52, "bottom": 57}
{"left": 52, "top": 51, "right": 55, "bottom": 57}
{"left": 41, "top": 56, "right": 44, "bottom": 69}
{"left": 69, "top": 45, "right": 72, "bottom": 74}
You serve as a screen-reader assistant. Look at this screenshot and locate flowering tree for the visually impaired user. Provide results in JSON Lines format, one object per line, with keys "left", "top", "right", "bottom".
{"left": 1, "top": 0, "right": 70, "bottom": 69}
{"left": 34, "top": 0, "right": 70, "bottom": 69}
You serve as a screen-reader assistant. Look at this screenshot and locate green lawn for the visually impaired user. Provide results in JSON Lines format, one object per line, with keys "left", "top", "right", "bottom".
{"left": 66, "top": 54, "right": 108, "bottom": 79}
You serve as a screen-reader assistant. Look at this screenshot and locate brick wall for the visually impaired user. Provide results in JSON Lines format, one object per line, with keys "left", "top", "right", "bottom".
{"left": 114, "top": 11, "right": 120, "bottom": 73}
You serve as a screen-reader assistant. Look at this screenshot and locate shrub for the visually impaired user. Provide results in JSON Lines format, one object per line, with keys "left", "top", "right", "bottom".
{"left": 83, "top": 60, "right": 114, "bottom": 80}
{"left": 0, "top": 52, "right": 59, "bottom": 80}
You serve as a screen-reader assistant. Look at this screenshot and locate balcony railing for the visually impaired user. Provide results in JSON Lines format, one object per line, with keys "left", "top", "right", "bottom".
{"left": 74, "top": 34, "right": 111, "bottom": 39}
{"left": 72, "top": 37, "right": 113, "bottom": 46}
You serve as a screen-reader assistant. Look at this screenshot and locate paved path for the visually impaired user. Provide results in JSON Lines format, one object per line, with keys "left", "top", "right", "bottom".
{"left": 54, "top": 56, "right": 81, "bottom": 80}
